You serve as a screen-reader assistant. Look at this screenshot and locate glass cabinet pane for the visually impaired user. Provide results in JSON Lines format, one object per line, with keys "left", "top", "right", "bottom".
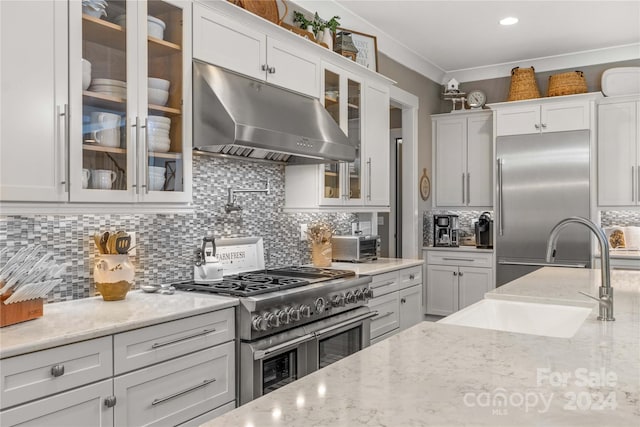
{"left": 81, "top": 0, "right": 129, "bottom": 192}
{"left": 146, "top": 0, "right": 184, "bottom": 194}
{"left": 323, "top": 69, "right": 341, "bottom": 200}
{"left": 347, "top": 78, "right": 361, "bottom": 200}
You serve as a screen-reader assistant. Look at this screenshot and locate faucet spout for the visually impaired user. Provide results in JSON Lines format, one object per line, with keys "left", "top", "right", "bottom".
{"left": 545, "top": 216, "right": 614, "bottom": 321}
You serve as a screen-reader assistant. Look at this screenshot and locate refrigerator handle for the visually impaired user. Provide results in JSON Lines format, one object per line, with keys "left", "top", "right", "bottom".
{"left": 497, "top": 158, "right": 504, "bottom": 236}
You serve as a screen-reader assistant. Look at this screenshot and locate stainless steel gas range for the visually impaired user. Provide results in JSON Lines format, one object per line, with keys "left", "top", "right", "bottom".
{"left": 171, "top": 238, "right": 375, "bottom": 405}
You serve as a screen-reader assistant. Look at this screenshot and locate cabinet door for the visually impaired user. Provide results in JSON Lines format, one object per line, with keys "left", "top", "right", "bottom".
{"left": 368, "top": 291, "right": 399, "bottom": 339}
{"left": 466, "top": 114, "right": 493, "bottom": 206}
{"left": 399, "top": 284, "right": 422, "bottom": 331}
{"left": 458, "top": 266, "right": 493, "bottom": 310}
{"left": 0, "top": 0, "right": 68, "bottom": 201}
{"left": 364, "top": 81, "right": 390, "bottom": 206}
{"left": 495, "top": 105, "right": 540, "bottom": 136}
{"left": 597, "top": 101, "right": 638, "bottom": 206}
{"left": 192, "top": 3, "right": 266, "bottom": 81}
{"left": 0, "top": 379, "right": 113, "bottom": 427}
{"left": 266, "top": 38, "right": 319, "bottom": 97}
{"left": 541, "top": 100, "right": 590, "bottom": 133}
{"left": 434, "top": 117, "right": 465, "bottom": 206}
{"left": 426, "top": 265, "right": 458, "bottom": 316}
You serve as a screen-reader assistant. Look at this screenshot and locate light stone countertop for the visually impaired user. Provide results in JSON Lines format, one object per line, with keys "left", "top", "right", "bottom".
{"left": 423, "top": 245, "right": 495, "bottom": 253}
{"left": 201, "top": 267, "right": 640, "bottom": 427}
{"left": 329, "top": 257, "right": 424, "bottom": 275}
{"left": 0, "top": 291, "right": 238, "bottom": 359}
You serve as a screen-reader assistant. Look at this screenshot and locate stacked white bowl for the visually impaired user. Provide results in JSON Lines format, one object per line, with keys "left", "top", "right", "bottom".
{"left": 148, "top": 77, "right": 170, "bottom": 106}
{"left": 147, "top": 115, "right": 171, "bottom": 152}
{"left": 82, "top": 59, "right": 92, "bottom": 91}
{"left": 89, "top": 78, "right": 126, "bottom": 98}
{"left": 82, "top": 0, "right": 107, "bottom": 18}
{"left": 115, "top": 15, "right": 166, "bottom": 40}
{"left": 148, "top": 166, "right": 166, "bottom": 191}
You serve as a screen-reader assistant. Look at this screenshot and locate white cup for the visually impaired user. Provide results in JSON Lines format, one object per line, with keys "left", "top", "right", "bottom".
{"left": 91, "top": 169, "right": 117, "bottom": 189}
{"left": 149, "top": 174, "right": 165, "bottom": 191}
{"left": 90, "top": 112, "right": 121, "bottom": 147}
{"left": 82, "top": 169, "right": 90, "bottom": 189}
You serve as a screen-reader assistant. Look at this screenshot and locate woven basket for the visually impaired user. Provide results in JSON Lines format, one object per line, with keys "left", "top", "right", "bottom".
{"left": 230, "top": 0, "right": 287, "bottom": 25}
{"left": 547, "top": 71, "right": 587, "bottom": 97}
{"left": 507, "top": 67, "right": 541, "bottom": 101}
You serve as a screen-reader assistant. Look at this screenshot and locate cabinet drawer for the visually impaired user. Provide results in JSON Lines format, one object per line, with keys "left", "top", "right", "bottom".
{"left": 176, "top": 401, "right": 236, "bottom": 427}
{"left": 398, "top": 266, "right": 422, "bottom": 290}
{"left": 426, "top": 251, "right": 493, "bottom": 268}
{"left": 368, "top": 292, "right": 399, "bottom": 339}
{"left": 114, "top": 342, "right": 235, "bottom": 427}
{"left": 0, "top": 379, "right": 113, "bottom": 427}
{"left": 369, "top": 271, "right": 399, "bottom": 297}
{"left": 114, "top": 308, "right": 234, "bottom": 374}
{"left": 0, "top": 336, "right": 112, "bottom": 409}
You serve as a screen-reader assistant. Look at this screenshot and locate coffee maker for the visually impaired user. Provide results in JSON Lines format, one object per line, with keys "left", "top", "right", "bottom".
{"left": 475, "top": 212, "right": 494, "bottom": 249}
{"left": 433, "top": 214, "right": 459, "bottom": 247}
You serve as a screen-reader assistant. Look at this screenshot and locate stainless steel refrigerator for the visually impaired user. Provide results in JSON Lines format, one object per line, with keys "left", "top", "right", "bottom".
{"left": 496, "top": 130, "right": 591, "bottom": 286}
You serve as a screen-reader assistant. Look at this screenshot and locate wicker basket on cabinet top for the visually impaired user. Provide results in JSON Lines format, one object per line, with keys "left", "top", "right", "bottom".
{"left": 547, "top": 71, "right": 587, "bottom": 97}
{"left": 507, "top": 66, "right": 541, "bottom": 101}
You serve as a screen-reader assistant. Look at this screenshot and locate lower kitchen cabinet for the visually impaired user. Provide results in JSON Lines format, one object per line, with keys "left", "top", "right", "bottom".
{"left": 424, "top": 248, "right": 494, "bottom": 316}
{"left": 367, "top": 265, "right": 423, "bottom": 343}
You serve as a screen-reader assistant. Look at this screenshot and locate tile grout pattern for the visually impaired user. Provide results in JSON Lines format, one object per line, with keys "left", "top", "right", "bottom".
{"left": 0, "top": 155, "right": 354, "bottom": 303}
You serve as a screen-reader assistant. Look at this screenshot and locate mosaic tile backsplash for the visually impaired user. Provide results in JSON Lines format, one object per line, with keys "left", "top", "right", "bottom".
{"left": 600, "top": 211, "right": 640, "bottom": 227}
{"left": 0, "top": 155, "right": 355, "bottom": 303}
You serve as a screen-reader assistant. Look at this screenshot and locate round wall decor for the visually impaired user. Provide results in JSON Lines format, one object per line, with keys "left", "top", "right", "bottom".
{"left": 419, "top": 168, "right": 431, "bottom": 201}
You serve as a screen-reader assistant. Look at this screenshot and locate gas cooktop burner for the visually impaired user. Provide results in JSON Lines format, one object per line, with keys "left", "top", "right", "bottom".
{"left": 266, "top": 266, "right": 356, "bottom": 279}
{"left": 172, "top": 273, "right": 311, "bottom": 297}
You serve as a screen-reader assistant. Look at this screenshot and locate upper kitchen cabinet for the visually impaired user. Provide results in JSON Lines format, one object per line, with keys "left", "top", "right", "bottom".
{"left": 192, "top": 2, "right": 319, "bottom": 97}
{"left": 597, "top": 96, "right": 640, "bottom": 206}
{"left": 432, "top": 111, "right": 492, "bottom": 208}
{"left": 285, "top": 63, "right": 390, "bottom": 211}
{"left": 490, "top": 93, "right": 601, "bottom": 137}
{"left": 69, "top": 0, "right": 192, "bottom": 203}
{"left": 0, "top": 0, "right": 68, "bottom": 202}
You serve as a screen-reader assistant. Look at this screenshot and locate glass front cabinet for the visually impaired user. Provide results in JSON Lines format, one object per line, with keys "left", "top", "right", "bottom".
{"left": 69, "top": 0, "right": 191, "bottom": 203}
{"left": 320, "top": 63, "right": 363, "bottom": 206}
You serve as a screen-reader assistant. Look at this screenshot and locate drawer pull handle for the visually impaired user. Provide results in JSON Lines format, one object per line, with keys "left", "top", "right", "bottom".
{"left": 442, "top": 258, "right": 475, "bottom": 262}
{"left": 50, "top": 364, "right": 65, "bottom": 377}
{"left": 375, "top": 281, "right": 395, "bottom": 288}
{"left": 104, "top": 396, "right": 117, "bottom": 408}
{"left": 151, "top": 328, "right": 216, "bottom": 349}
{"left": 372, "top": 311, "right": 394, "bottom": 320}
{"left": 400, "top": 298, "right": 407, "bottom": 304}
{"left": 151, "top": 379, "right": 216, "bottom": 406}
{"left": 409, "top": 274, "right": 415, "bottom": 280}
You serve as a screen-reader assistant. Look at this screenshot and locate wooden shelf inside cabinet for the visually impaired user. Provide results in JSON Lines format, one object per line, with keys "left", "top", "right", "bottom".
{"left": 325, "top": 96, "right": 338, "bottom": 106}
{"left": 148, "top": 151, "right": 182, "bottom": 159}
{"left": 148, "top": 37, "right": 182, "bottom": 58}
{"left": 347, "top": 103, "right": 359, "bottom": 110}
{"left": 83, "top": 143, "right": 127, "bottom": 155}
{"left": 82, "top": 14, "right": 125, "bottom": 50}
{"left": 324, "top": 171, "right": 338, "bottom": 177}
{"left": 149, "top": 104, "right": 181, "bottom": 116}
{"left": 84, "top": 91, "right": 126, "bottom": 110}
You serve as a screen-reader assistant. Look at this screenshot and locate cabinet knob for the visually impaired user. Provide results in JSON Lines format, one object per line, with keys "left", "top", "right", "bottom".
{"left": 534, "top": 123, "right": 540, "bottom": 129}
{"left": 268, "top": 66, "right": 276, "bottom": 74}
{"left": 453, "top": 271, "right": 457, "bottom": 276}
{"left": 541, "top": 123, "right": 547, "bottom": 128}
{"left": 459, "top": 272, "right": 464, "bottom": 277}
{"left": 104, "top": 396, "right": 117, "bottom": 408}
{"left": 50, "top": 364, "right": 65, "bottom": 377}
{"left": 401, "top": 298, "right": 407, "bottom": 304}
{"left": 409, "top": 274, "right": 415, "bottom": 280}
{"left": 261, "top": 64, "right": 268, "bottom": 71}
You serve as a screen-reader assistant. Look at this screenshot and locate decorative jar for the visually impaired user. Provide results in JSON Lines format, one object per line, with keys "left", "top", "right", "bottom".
{"left": 94, "top": 255, "right": 135, "bottom": 301}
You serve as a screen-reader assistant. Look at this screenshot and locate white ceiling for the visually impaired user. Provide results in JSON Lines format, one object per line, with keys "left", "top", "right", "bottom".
{"left": 293, "top": 0, "right": 640, "bottom": 82}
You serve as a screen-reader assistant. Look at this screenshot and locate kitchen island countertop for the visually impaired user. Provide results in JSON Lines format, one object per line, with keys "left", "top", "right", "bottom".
{"left": 329, "top": 257, "right": 424, "bottom": 275}
{"left": 201, "top": 267, "right": 640, "bottom": 426}
{"left": 0, "top": 291, "right": 238, "bottom": 359}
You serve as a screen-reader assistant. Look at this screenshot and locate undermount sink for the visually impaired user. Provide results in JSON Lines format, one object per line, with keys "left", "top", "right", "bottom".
{"left": 438, "top": 299, "right": 592, "bottom": 338}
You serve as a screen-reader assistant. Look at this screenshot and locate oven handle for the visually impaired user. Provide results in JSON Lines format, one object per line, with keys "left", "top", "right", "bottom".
{"left": 253, "top": 333, "right": 316, "bottom": 361}
{"left": 313, "top": 311, "right": 378, "bottom": 338}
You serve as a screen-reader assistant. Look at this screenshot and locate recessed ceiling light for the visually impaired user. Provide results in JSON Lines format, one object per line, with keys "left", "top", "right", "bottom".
{"left": 500, "top": 17, "right": 519, "bottom": 26}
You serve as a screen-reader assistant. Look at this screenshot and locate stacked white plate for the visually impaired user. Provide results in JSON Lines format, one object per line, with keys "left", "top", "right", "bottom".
{"left": 115, "top": 15, "right": 166, "bottom": 40}
{"left": 90, "top": 78, "right": 126, "bottom": 98}
{"left": 148, "top": 77, "right": 170, "bottom": 106}
{"left": 82, "top": 59, "right": 92, "bottom": 91}
{"left": 148, "top": 166, "right": 166, "bottom": 191}
{"left": 147, "top": 115, "right": 171, "bottom": 152}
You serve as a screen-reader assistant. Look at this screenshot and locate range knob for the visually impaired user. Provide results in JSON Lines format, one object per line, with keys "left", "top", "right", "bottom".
{"left": 331, "top": 294, "right": 345, "bottom": 307}
{"left": 251, "top": 315, "right": 268, "bottom": 331}
{"left": 265, "top": 312, "right": 279, "bottom": 328}
{"left": 299, "top": 304, "right": 312, "bottom": 318}
{"left": 364, "top": 288, "right": 374, "bottom": 299}
{"left": 288, "top": 307, "right": 301, "bottom": 322}
{"left": 277, "top": 309, "right": 290, "bottom": 325}
{"left": 315, "top": 297, "right": 326, "bottom": 313}
{"left": 354, "top": 289, "right": 364, "bottom": 301}
{"left": 345, "top": 291, "right": 357, "bottom": 304}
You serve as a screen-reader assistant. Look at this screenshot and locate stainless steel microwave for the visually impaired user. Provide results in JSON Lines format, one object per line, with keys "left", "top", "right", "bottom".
{"left": 331, "top": 235, "right": 380, "bottom": 262}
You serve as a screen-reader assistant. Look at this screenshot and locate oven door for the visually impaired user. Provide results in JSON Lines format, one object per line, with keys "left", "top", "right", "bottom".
{"left": 305, "top": 307, "right": 377, "bottom": 370}
{"left": 240, "top": 326, "right": 315, "bottom": 405}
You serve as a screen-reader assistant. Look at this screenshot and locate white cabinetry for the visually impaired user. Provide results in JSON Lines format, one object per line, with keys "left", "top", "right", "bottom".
{"left": 424, "top": 249, "right": 494, "bottom": 316}
{"left": 491, "top": 93, "right": 599, "bottom": 137}
{"left": 0, "top": 308, "right": 235, "bottom": 427}
{"left": 597, "top": 97, "right": 640, "bottom": 206}
{"left": 193, "top": 2, "right": 319, "bottom": 97}
{"left": 367, "top": 265, "right": 423, "bottom": 343}
{"left": 432, "top": 112, "right": 492, "bottom": 207}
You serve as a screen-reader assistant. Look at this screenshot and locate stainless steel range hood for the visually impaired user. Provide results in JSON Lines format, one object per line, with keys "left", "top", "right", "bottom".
{"left": 192, "top": 61, "right": 355, "bottom": 165}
